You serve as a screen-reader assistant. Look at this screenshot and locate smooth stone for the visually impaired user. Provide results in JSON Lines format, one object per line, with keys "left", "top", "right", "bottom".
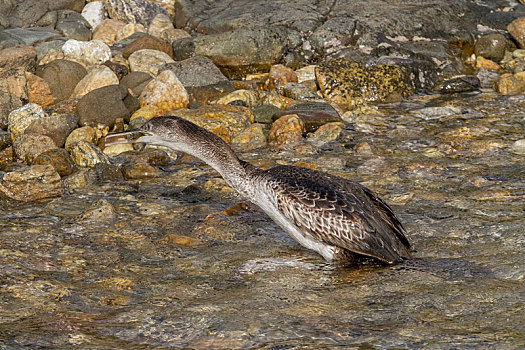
{"left": 268, "top": 114, "right": 305, "bottom": 147}
{"left": 282, "top": 82, "right": 319, "bottom": 101}
{"left": 81, "top": 199, "right": 117, "bottom": 222}
{"left": 24, "top": 72, "right": 54, "bottom": 107}
{"left": 214, "top": 89, "right": 285, "bottom": 108}
{"left": 35, "top": 59, "right": 87, "bottom": 102}
{"left": 0, "top": 164, "right": 62, "bottom": 201}
{"left": 7, "top": 103, "right": 45, "bottom": 141}
{"left": 147, "top": 14, "right": 174, "bottom": 39}
{"left": 279, "top": 101, "right": 342, "bottom": 133}
{"left": 92, "top": 19, "right": 127, "bottom": 45}
{"left": 94, "top": 162, "right": 124, "bottom": 182}
{"left": 507, "top": 17, "right": 525, "bottom": 49}
{"left": 306, "top": 122, "right": 344, "bottom": 147}
{"left": 474, "top": 33, "right": 513, "bottom": 62}
{"left": 32, "top": 148, "right": 74, "bottom": 176}
{"left": 252, "top": 105, "right": 280, "bottom": 124}
{"left": 116, "top": 23, "right": 146, "bottom": 42}
{"left": 69, "top": 140, "right": 111, "bottom": 167}
{"left": 122, "top": 162, "right": 162, "bottom": 179}
{"left": 511, "top": 139, "right": 525, "bottom": 155}
{"left": 13, "top": 133, "right": 58, "bottom": 164}
{"left": 55, "top": 10, "right": 93, "bottom": 41}
{"left": 1, "top": 28, "right": 62, "bottom": 46}
{"left": 439, "top": 75, "right": 481, "bottom": 94}
{"left": 120, "top": 71, "right": 153, "bottom": 96}
{"left": 71, "top": 65, "right": 120, "bottom": 98}
{"left": 129, "top": 105, "right": 164, "bottom": 121}
{"left": 62, "top": 39, "right": 112, "bottom": 65}
{"left": 76, "top": 84, "right": 138, "bottom": 127}
{"left": 138, "top": 70, "right": 189, "bottom": 110}
{"left": 268, "top": 64, "right": 298, "bottom": 91}
{"left": 160, "top": 28, "right": 191, "bottom": 44}
{"left": 104, "top": 0, "right": 169, "bottom": 27}
{"left": 128, "top": 49, "right": 175, "bottom": 76}
{"left": 24, "top": 113, "right": 78, "bottom": 147}
{"left": 102, "top": 142, "right": 134, "bottom": 157}
{"left": 231, "top": 123, "right": 268, "bottom": 152}
{"left": 64, "top": 126, "right": 96, "bottom": 151}
{"left": 0, "top": 45, "right": 37, "bottom": 71}
{"left": 123, "top": 34, "right": 173, "bottom": 59}
{"left": 81, "top": 1, "right": 108, "bottom": 29}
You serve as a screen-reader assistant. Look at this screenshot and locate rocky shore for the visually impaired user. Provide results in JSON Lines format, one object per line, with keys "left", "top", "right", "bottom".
{"left": 1, "top": 0, "right": 525, "bottom": 201}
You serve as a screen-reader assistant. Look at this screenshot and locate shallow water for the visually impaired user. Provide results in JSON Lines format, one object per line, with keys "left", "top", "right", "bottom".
{"left": 1, "top": 92, "right": 524, "bottom": 349}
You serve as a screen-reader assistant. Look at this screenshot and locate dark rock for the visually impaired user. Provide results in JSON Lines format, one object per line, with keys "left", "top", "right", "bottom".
{"left": 122, "top": 34, "right": 173, "bottom": 59}
{"left": 76, "top": 84, "right": 138, "bottom": 127}
{"left": 13, "top": 133, "right": 58, "bottom": 164}
{"left": 227, "top": 100, "right": 248, "bottom": 107}
{"left": 120, "top": 71, "right": 153, "bottom": 96}
{"left": 252, "top": 105, "right": 280, "bottom": 124}
{"left": 475, "top": 33, "right": 514, "bottom": 62}
{"left": 279, "top": 101, "right": 342, "bottom": 133}
{"left": 95, "top": 162, "right": 124, "bottom": 182}
{"left": 35, "top": 59, "right": 87, "bottom": 102}
{"left": 110, "top": 32, "right": 147, "bottom": 56}
{"left": 439, "top": 75, "right": 481, "bottom": 94}
{"left": 1, "top": 28, "right": 62, "bottom": 47}
{"left": 104, "top": 0, "right": 169, "bottom": 27}
{"left": 103, "top": 60, "right": 129, "bottom": 80}
{"left": 0, "top": 164, "right": 63, "bottom": 201}
{"left": 0, "top": 0, "right": 84, "bottom": 29}
{"left": 55, "top": 10, "right": 92, "bottom": 41}
{"left": 32, "top": 148, "right": 74, "bottom": 176}
{"left": 0, "top": 45, "right": 37, "bottom": 71}
{"left": 24, "top": 114, "right": 79, "bottom": 147}
{"left": 80, "top": 199, "right": 116, "bottom": 222}
{"left": 160, "top": 56, "right": 235, "bottom": 104}
{"left": 0, "top": 131, "right": 12, "bottom": 151}
{"left": 172, "top": 37, "right": 195, "bottom": 61}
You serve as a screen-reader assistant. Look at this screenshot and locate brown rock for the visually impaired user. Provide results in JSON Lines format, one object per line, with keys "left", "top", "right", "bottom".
{"left": 0, "top": 164, "right": 63, "bottom": 201}
{"left": 475, "top": 57, "right": 501, "bottom": 70}
{"left": 13, "top": 133, "right": 58, "bottom": 164}
{"left": 267, "top": 64, "right": 298, "bottom": 91}
{"left": 32, "top": 148, "right": 75, "bottom": 176}
{"left": 130, "top": 105, "right": 164, "bottom": 121}
{"left": 138, "top": 70, "right": 189, "bottom": 110}
{"left": 507, "top": 17, "right": 525, "bottom": 49}
{"left": 35, "top": 59, "right": 88, "bottom": 102}
{"left": 494, "top": 74, "right": 525, "bottom": 95}
{"left": 122, "top": 162, "right": 161, "bottom": 179}
{"left": 103, "top": 60, "right": 129, "bottom": 80}
{"left": 268, "top": 114, "right": 305, "bottom": 146}
{"left": 0, "top": 45, "right": 37, "bottom": 71}
{"left": 24, "top": 113, "right": 79, "bottom": 147}
{"left": 25, "top": 72, "right": 54, "bottom": 107}
{"left": 92, "top": 19, "right": 127, "bottom": 45}
{"left": 123, "top": 34, "right": 173, "bottom": 59}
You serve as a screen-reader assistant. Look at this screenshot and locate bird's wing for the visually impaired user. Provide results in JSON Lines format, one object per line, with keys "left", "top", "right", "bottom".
{"left": 265, "top": 166, "right": 410, "bottom": 263}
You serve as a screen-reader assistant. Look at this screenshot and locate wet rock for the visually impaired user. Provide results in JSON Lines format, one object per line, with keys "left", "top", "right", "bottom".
{"left": 494, "top": 74, "right": 525, "bottom": 95}
{"left": 122, "top": 162, "right": 162, "bottom": 179}
{"left": 475, "top": 56, "right": 501, "bottom": 70}
{"left": 62, "top": 167, "right": 97, "bottom": 191}
{"left": 104, "top": 0, "right": 169, "bottom": 27}
{"left": 268, "top": 114, "right": 305, "bottom": 147}
{"left": 69, "top": 140, "right": 111, "bottom": 168}
{"left": 94, "top": 162, "right": 124, "bottom": 182}
{"left": 507, "top": 17, "right": 525, "bottom": 49}
{"left": 128, "top": 49, "right": 175, "bottom": 76}
{"left": 71, "top": 65, "right": 120, "bottom": 98}
{"left": 0, "top": 131, "right": 11, "bottom": 151}
{"left": 62, "top": 39, "right": 112, "bottom": 65}
{"left": 0, "top": 164, "right": 63, "bottom": 201}
{"left": 76, "top": 84, "right": 138, "bottom": 127}
{"left": 252, "top": 105, "right": 280, "bottom": 124}
{"left": 81, "top": 1, "right": 108, "bottom": 29}
{"left": 64, "top": 126, "right": 96, "bottom": 151}
{"left": 123, "top": 34, "right": 173, "bottom": 59}
{"left": 102, "top": 142, "right": 134, "bottom": 157}
{"left": 0, "top": 45, "right": 37, "bottom": 71}
{"left": 268, "top": 64, "right": 298, "bottom": 91}
{"left": 147, "top": 14, "right": 174, "bottom": 39}
{"left": 214, "top": 89, "right": 285, "bottom": 108}
{"left": 193, "top": 27, "right": 293, "bottom": 79}
{"left": 138, "top": 70, "right": 189, "bottom": 110}
{"left": 474, "top": 33, "right": 513, "bottom": 62}
{"left": 92, "top": 19, "right": 127, "bottom": 45}
{"left": 7, "top": 103, "right": 46, "bottom": 141}
{"left": 13, "top": 134, "right": 58, "bottom": 164}
{"left": 24, "top": 113, "right": 78, "bottom": 147}
{"left": 476, "top": 67, "right": 501, "bottom": 89}
{"left": 280, "top": 102, "right": 342, "bottom": 133}
{"left": 511, "top": 139, "right": 525, "bottom": 155}
{"left": 35, "top": 59, "right": 87, "bottom": 102}
{"left": 411, "top": 106, "right": 462, "bottom": 120}
{"left": 32, "top": 148, "right": 74, "bottom": 176}
{"left": 169, "top": 104, "right": 254, "bottom": 141}
{"left": 130, "top": 105, "right": 164, "bottom": 122}
{"left": 116, "top": 148, "right": 172, "bottom": 166}
{"left": 120, "top": 71, "right": 153, "bottom": 96}
{"left": 316, "top": 58, "right": 414, "bottom": 110}
{"left": 282, "top": 82, "right": 319, "bottom": 101}
{"left": 24, "top": 72, "right": 54, "bottom": 107}
{"left": 55, "top": 10, "right": 92, "bottom": 41}
{"left": 231, "top": 123, "right": 268, "bottom": 152}
{"left": 160, "top": 56, "right": 234, "bottom": 105}
{"left": 81, "top": 199, "right": 116, "bottom": 222}
{"left": 354, "top": 141, "right": 374, "bottom": 156}
{"left": 306, "top": 122, "right": 344, "bottom": 147}
{"left": 439, "top": 75, "right": 481, "bottom": 94}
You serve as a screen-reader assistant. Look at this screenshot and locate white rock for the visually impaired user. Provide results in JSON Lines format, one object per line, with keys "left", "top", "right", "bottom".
{"left": 81, "top": 1, "right": 107, "bottom": 29}
{"left": 7, "top": 103, "right": 46, "bottom": 141}
{"left": 71, "top": 65, "right": 119, "bottom": 98}
{"left": 62, "top": 39, "right": 111, "bottom": 65}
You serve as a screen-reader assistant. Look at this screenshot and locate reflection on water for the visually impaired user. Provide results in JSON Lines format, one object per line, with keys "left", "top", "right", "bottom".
{"left": 0, "top": 93, "right": 524, "bottom": 348}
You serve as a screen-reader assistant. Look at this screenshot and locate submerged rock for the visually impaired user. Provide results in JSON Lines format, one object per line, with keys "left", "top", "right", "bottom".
{"left": 279, "top": 101, "right": 342, "bottom": 133}
{"left": 0, "top": 164, "right": 62, "bottom": 201}
{"left": 80, "top": 199, "right": 117, "bottom": 222}
{"left": 214, "top": 89, "right": 285, "bottom": 108}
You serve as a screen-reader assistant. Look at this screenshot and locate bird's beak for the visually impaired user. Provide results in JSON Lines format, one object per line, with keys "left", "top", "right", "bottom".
{"left": 104, "top": 129, "right": 155, "bottom": 147}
